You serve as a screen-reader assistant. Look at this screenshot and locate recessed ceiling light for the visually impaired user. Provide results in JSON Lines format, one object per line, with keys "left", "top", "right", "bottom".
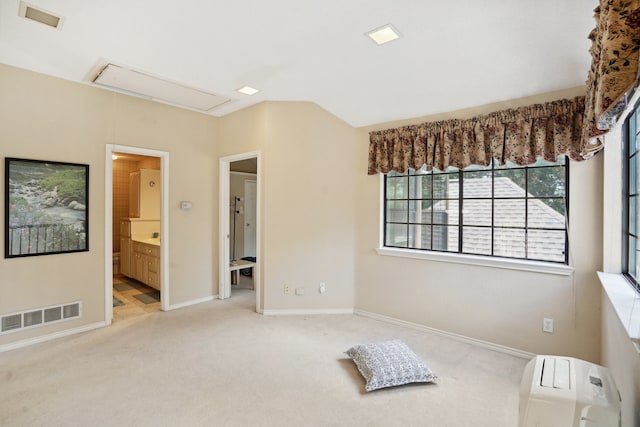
{"left": 366, "top": 24, "right": 401, "bottom": 45}
{"left": 237, "top": 86, "right": 260, "bottom": 96}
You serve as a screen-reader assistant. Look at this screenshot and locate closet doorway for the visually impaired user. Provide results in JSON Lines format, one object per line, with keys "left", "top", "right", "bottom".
{"left": 219, "top": 151, "right": 261, "bottom": 312}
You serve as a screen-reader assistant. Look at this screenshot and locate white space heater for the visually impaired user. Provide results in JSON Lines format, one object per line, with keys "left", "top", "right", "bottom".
{"left": 519, "top": 355, "right": 621, "bottom": 427}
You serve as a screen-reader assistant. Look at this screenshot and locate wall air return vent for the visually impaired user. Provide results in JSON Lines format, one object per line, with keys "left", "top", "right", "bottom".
{"left": 18, "top": 2, "right": 64, "bottom": 29}
{"left": 63, "top": 303, "right": 80, "bottom": 319}
{"left": 44, "top": 306, "right": 62, "bottom": 322}
{"left": 0, "top": 301, "right": 81, "bottom": 335}
{"left": 23, "top": 310, "right": 43, "bottom": 327}
{"left": 93, "top": 63, "right": 231, "bottom": 112}
{"left": 1, "top": 314, "right": 22, "bottom": 333}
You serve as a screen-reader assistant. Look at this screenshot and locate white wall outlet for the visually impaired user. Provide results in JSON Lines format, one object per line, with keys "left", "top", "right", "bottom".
{"left": 295, "top": 287, "right": 305, "bottom": 296}
{"left": 319, "top": 282, "right": 326, "bottom": 294}
{"left": 543, "top": 318, "right": 554, "bottom": 333}
{"left": 283, "top": 284, "right": 289, "bottom": 295}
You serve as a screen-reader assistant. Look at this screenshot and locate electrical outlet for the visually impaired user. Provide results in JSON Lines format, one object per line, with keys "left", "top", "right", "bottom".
{"left": 283, "top": 284, "right": 290, "bottom": 295}
{"left": 543, "top": 318, "right": 554, "bottom": 333}
{"left": 319, "top": 282, "right": 326, "bottom": 294}
{"left": 295, "top": 287, "right": 305, "bottom": 296}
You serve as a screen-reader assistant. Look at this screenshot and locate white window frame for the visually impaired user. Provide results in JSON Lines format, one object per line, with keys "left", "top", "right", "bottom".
{"left": 597, "top": 90, "right": 640, "bottom": 346}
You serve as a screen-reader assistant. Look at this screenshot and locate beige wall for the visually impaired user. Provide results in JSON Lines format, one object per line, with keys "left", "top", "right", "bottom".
{"left": 0, "top": 64, "right": 218, "bottom": 346}
{"left": 354, "top": 87, "right": 604, "bottom": 362}
{"left": 0, "top": 64, "right": 612, "bottom": 374}
{"left": 218, "top": 102, "right": 359, "bottom": 311}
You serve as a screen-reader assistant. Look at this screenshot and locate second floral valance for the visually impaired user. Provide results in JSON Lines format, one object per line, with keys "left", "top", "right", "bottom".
{"left": 368, "top": 96, "right": 586, "bottom": 175}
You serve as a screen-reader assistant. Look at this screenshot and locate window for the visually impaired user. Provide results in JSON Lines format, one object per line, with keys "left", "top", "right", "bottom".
{"left": 623, "top": 100, "right": 640, "bottom": 293}
{"left": 383, "top": 158, "right": 568, "bottom": 263}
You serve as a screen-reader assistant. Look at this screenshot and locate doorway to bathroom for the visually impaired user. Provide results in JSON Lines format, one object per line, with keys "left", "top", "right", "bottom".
{"left": 105, "top": 145, "right": 170, "bottom": 326}
{"left": 219, "top": 151, "right": 261, "bottom": 312}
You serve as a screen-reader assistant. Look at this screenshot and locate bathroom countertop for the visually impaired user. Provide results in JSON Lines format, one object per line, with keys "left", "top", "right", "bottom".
{"left": 132, "top": 236, "right": 160, "bottom": 246}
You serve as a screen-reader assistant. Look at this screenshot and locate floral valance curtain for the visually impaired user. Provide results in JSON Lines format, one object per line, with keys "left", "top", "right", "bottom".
{"left": 582, "top": 0, "right": 640, "bottom": 154}
{"left": 368, "top": 96, "right": 585, "bottom": 175}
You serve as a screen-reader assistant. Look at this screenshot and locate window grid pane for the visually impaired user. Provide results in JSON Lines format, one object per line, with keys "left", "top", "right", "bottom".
{"left": 624, "top": 102, "right": 640, "bottom": 293}
{"left": 494, "top": 228, "right": 525, "bottom": 259}
{"left": 383, "top": 159, "right": 568, "bottom": 264}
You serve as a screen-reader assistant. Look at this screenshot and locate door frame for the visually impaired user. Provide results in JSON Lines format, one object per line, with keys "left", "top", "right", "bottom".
{"left": 219, "top": 151, "right": 261, "bottom": 312}
{"left": 104, "top": 144, "right": 170, "bottom": 325}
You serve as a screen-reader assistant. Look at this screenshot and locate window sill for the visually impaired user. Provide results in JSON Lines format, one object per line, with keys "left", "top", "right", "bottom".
{"left": 375, "top": 247, "right": 574, "bottom": 276}
{"left": 597, "top": 272, "right": 640, "bottom": 350}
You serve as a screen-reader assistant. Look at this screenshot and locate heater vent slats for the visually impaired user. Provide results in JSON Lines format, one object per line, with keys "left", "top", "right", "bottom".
{"left": 1, "top": 314, "right": 22, "bottom": 333}
{"left": 23, "top": 310, "right": 43, "bottom": 327}
{"left": 0, "top": 302, "right": 81, "bottom": 335}
{"left": 44, "top": 307, "right": 62, "bottom": 323}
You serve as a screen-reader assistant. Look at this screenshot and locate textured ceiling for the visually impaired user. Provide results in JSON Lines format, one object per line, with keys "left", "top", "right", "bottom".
{"left": 0, "top": 0, "right": 595, "bottom": 127}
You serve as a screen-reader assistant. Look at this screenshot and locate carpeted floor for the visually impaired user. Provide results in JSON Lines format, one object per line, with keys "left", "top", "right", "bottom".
{"left": 0, "top": 289, "right": 528, "bottom": 426}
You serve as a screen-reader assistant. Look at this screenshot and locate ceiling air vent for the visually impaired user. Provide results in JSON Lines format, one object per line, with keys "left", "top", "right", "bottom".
{"left": 18, "top": 2, "right": 64, "bottom": 29}
{"left": 93, "top": 63, "right": 231, "bottom": 112}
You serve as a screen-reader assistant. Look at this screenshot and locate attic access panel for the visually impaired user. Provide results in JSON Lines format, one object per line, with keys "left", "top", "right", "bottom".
{"left": 93, "top": 64, "right": 230, "bottom": 111}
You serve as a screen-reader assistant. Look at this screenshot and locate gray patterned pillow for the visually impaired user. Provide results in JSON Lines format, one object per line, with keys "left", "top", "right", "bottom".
{"left": 345, "top": 339, "right": 438, "bottom": 392}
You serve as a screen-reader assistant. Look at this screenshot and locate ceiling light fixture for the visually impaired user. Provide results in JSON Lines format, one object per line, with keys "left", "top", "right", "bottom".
{"left": 366, "top": 24, "right": 401, "bottom": 45}
{"left": 236, "top": 86, "right": 260, "bottom": 96}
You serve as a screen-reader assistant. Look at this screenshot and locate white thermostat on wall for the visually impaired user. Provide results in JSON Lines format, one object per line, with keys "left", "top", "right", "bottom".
{"left": 180, "top": 201, "right": 193, "bottom": 210}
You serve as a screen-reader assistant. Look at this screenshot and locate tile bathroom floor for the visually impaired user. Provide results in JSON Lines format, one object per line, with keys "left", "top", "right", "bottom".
{"left": 112, "top": 272, "right": 254, "bottom": 322}
{"left": 112, "top": 275, "right": 161, "bottom": 322}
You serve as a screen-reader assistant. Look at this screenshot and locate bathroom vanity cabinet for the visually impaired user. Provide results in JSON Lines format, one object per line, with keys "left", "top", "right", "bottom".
{"left": 132, "top": 241, "right": 160, "bottom": 290}
{"left": 119, "top": 218, "right": 160, "bottom": 289}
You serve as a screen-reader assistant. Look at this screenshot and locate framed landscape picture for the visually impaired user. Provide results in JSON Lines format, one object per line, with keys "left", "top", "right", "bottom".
{"left": 5, "top": 158, "right": 89, "bottom": 258}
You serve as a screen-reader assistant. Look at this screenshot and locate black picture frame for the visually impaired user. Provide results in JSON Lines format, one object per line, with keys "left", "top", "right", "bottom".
{"left": 5, "top": 157, "right": 89, "bottom": 258}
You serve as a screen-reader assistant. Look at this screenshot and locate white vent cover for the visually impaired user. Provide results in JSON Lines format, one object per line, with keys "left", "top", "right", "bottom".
{"left": 93, "top": 64, "right": 231, "bottom": 112}
{"left": 18, "top": 1, "right": 64, "bottom": 29}
{"left": 1, "top": 301, "right": 81, "bottom": 334}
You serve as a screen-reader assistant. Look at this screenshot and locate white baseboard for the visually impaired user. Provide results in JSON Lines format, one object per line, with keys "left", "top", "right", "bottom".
{"left": 263, "top": 308, "right": 354, "bottom": 316}
{"left": 0, "top": 321, "right": 107, "bottom": 353}
{"left": 354, "top": 309, "right": 535, "bottom": 360}
{"left": 167, "top": 295, "right": 216, "bottom": 311}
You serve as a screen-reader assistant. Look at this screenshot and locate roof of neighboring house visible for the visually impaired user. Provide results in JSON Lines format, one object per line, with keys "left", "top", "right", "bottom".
{"left": 429, "top": 177, "right": 566, "bottom": 261}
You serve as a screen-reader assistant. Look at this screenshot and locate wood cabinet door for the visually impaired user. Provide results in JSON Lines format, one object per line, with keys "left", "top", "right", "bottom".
{"left": 134, "top": 252, "right": 147, "bottom": 282}
{"left": 120, "top": 237, "right": 131, "bottom": 276}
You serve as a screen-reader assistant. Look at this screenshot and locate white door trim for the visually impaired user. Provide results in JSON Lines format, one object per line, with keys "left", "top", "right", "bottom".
{"left": 218, "top": 151, "right": 261, "bottom": 313}
{"left": 104, "top": 144, "right": 170, "bottom": 325}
